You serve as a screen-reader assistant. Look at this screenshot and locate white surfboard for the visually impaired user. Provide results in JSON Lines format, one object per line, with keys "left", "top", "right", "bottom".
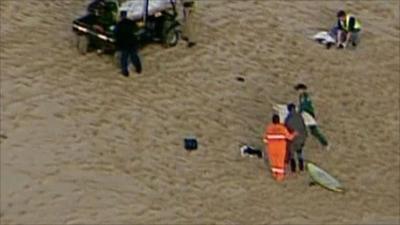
{"left": 306, "top": 162, "right": 344, "bottom": 192}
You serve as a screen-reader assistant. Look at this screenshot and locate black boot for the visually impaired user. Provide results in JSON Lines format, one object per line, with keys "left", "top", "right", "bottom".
{"left": 121, "top": 70, "right": 130, "bottom": 77}
{"left": 298, "top": 159, "right": 304, "bottom": 171}
{"left": 290, "top": 159, "right": 296, "bottom": 173}
{"left": 188, "top": 42, "right": 196, "bottom": 48}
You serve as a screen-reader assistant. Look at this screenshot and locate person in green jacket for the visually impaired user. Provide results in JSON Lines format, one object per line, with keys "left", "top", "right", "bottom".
{"left": 295, "top": 83, "right": 329, "bottom": 149}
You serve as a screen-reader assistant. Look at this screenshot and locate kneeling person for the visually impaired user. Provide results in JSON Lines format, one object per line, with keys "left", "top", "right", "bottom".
{"left": 336, "top": 10, "right": 362, "bottom": 48}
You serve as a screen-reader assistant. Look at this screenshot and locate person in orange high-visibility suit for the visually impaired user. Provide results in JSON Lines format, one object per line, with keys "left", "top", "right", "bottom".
{"left": 264, "top": 114, "right": 297, "bottom": 181}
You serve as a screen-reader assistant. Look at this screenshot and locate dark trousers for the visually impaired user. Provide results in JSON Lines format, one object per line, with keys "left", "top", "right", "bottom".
{"left": 120, "top": 49, "right": 142, "bottom": 74}
{"left": 288, "top": 142, "right": 304, "bottom": 172}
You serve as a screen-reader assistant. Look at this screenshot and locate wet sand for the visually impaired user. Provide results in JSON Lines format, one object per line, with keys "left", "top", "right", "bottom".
{"left": 1, "top": 0, "right": 399, "bottom": 224}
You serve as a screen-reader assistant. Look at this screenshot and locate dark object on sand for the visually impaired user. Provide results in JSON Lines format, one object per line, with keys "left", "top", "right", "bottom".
{"left": 326, "top": 43, "right": 333, "bottom": 49}
{"left": 236, "top": 77, "right": 245, "bottom": 82}
{"left": 294, "top": 83, "right": 307, "bottom": 91}
{"left": 240, "top": 145, "right": 262, "bottom": 158}
{"left": 184, "top": 138, "right": 198, "bottom": 151}
{"left": 0, "top": 134, "right": 7, "bottom": 139}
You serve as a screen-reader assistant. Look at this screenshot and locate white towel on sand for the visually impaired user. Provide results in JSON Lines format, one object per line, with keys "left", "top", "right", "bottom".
{"left": 273, "top": 104, "right": 317, "bottom": 126}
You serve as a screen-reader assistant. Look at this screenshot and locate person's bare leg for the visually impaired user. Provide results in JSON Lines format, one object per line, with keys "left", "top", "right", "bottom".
{"left": 343, "top": 32, "right": 351, "bottom": 48}
{"left": 336, "top": 30, "right": 343, "bottom": 47}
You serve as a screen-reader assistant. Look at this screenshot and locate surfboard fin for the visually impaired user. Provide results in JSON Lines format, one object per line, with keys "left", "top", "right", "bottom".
{"left": 309, "top": 181, "right": 317, "bottom": 186}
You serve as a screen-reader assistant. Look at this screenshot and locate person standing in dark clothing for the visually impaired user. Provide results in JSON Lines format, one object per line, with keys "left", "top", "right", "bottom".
{"left": 285, "top": 103, "right": 307, "bottom": 173}
{"left": 114, "top": 11, "right": 142, "bottom": 77}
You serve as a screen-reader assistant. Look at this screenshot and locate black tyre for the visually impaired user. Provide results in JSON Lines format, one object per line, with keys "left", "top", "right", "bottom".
{"left": 163, "top": 28, "right": 179, "bottom": 48}
{"left": 161, "top": 17, "right": 179, "bottom": 48}
{"left": 77, "top": 34, "right": 89, "bottom": 54}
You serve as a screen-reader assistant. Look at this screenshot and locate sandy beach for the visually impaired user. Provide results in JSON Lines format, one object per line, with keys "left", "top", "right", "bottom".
{"left": 1, "top": 0, "right": 399, "bottom": 224}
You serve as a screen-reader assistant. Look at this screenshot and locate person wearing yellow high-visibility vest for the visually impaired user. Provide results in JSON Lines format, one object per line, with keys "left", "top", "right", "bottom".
{"left": 336, "top": 10, "right": 362, "bottom": 48}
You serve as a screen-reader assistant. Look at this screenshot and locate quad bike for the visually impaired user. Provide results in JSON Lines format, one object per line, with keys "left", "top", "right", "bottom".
{"left": 72, "top": 0, "right": 180, "bottom": 54}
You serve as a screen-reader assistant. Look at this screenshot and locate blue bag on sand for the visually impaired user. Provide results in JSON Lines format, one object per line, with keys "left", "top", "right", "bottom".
{"left": 184, "top": 138, "right": 198, "bottom": 151}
